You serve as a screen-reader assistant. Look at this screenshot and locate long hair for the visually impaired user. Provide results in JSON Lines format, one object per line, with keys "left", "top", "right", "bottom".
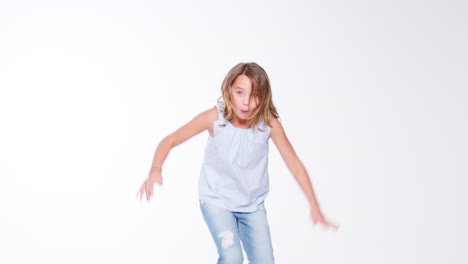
{"left": 218, "top": 62, "right": 279, "bottom": 128}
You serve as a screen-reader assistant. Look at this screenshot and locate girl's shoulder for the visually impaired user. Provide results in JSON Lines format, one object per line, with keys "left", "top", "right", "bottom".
{"left": 198, "top": 106, "right": 219, "bottom": 123}
{"left": 268, "top": 115, "right": 280, "bottom": 126}
{"left": 262, "top": 113, "right": 280, "bottom": 129}
{"left": 187, "top": 106, "right": 219, "bottom": 128}
{"left": 266, "top": 115, "right": 282, "bottom": 135}
{"left": 205, "top": 106, "right": 220, "bottom": 129}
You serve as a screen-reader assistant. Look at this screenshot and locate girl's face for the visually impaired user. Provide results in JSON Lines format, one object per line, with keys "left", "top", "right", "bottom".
{"left": 230, "top": 74, "right": 259, "bottom": 121}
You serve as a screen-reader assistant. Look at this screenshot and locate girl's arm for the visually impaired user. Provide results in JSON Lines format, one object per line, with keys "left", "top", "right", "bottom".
{"left": 270, "top": 117, "right": 339, "bottom": 230}
{"left": 138, "top": 107, "right": 218, "bottom": 201}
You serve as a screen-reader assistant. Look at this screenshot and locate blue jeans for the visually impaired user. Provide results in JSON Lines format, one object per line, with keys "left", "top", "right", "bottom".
{"left": 199, "top": 199, "right": 275, "bottom": 264}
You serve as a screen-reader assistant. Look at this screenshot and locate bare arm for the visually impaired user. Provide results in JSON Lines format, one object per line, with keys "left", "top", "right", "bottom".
{"left": 138, "top": 107, "right": 217, "bottom": 200}
{"left": 149, "top": 107, "right": 216, "bottom": 174}
{"left": 270, "top": 117, "right": 339, "bottom": 230}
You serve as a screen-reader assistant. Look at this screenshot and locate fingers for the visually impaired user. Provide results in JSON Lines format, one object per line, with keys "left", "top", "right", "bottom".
{"left": 155, "top": 175, "right": 163, "bottom": 185}
{"left": 149, "top": 182, "right": 154, "bottom": 199}
{"left": 322, "top": 220, "right": 339, "bottom": 231}
{"left": 329, "top": 222, "right": 340, "bottom": 230}
{"left": 137, "top": 185, "right": 145, "bottom": 200}
{"left": 146, "top": 181, "right": 152, "bottom": 201}
{"left": 137, "top": 176, "right": 164, "bottom": 202}
{"left": 136, "top": 181, "right": 153, "bottom": 201}
{"left": 310, "top": 213, "right": 339, "bottom": 231}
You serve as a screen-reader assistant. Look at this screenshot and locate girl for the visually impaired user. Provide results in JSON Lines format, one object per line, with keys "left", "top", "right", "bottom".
{"left": 138, "top": 62, "right": 339, "bottom": 263}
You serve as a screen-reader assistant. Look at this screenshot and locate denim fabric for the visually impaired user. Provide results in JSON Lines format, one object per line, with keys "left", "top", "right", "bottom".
{"left": 199, "top": 199, "right": 275, "bottom": 264}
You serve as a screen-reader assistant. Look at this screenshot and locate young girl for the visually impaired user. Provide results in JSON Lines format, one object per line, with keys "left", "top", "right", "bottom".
{"left": 138, "top": 62, "right": 339, "bottom": 263}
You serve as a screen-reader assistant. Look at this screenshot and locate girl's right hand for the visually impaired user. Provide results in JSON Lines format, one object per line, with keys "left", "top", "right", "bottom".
{"left": 137, "top": 171, "right": 163, "bottom": 201}
{"left": 311, "top": 208, "right": 339, "bottom": 231}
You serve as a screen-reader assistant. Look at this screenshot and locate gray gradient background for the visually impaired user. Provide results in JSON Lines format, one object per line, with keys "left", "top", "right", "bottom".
{"left": 0, "top": 0, "right": 467, "bottom": 263}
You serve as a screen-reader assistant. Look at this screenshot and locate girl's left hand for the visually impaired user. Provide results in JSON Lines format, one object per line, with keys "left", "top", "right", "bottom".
{"left": 311, "top": 209, "right": 339, "bottom": 231}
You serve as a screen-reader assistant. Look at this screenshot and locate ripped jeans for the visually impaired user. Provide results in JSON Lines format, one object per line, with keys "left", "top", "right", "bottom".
{"left": 199, "top": 199, "right": 275, "bottom": 264}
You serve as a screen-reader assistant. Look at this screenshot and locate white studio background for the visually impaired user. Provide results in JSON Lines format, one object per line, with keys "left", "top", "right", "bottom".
{"left": 0, "top": 0, "right": 467, "bottom": 263}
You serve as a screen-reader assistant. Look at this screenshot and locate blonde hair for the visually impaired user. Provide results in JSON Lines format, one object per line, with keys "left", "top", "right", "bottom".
{"left": 218, "top": 62, "right": 279, "bottom": 129}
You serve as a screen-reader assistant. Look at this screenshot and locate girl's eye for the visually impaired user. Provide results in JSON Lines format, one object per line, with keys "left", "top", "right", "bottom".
{"left": 236, "top": 91, "right": 243, "bottom": 95}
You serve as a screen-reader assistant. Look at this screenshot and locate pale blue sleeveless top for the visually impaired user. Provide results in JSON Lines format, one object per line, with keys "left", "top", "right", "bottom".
{"left": 198, "top": 103, "right": 271, "bottom": 212}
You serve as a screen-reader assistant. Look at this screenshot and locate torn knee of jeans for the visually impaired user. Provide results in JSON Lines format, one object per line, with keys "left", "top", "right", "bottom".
{"left": 218, "top": 230, "right": 234, "bottom": 248}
